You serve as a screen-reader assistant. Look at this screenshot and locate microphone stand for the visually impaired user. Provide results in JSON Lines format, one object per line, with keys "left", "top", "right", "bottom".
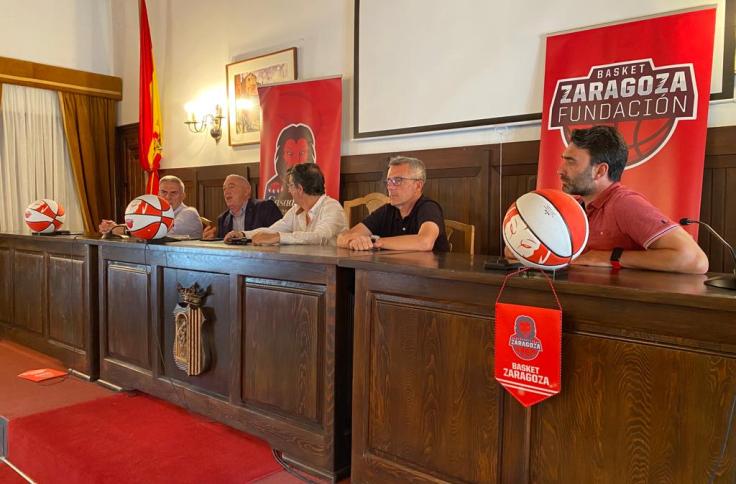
{"left": 680, "top": 218, "right": 736, "bottom": 290}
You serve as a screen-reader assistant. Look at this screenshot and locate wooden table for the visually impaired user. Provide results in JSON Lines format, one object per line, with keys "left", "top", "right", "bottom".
{"left": 0, "top": 233, "right": 99, "bottom": 378}
{"left": 4, "top": 233, "right": 735, "bottom": 482}
{"left": 96, "top": 239, "right": 374, "bottom": 480}
{"left": 342, "top": 251, "right": 736, "bottom": 483}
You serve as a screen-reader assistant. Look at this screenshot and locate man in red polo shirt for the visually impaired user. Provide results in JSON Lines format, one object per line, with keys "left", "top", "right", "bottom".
{"left": 558, "top": 126, "right": 708, "bottom": 274}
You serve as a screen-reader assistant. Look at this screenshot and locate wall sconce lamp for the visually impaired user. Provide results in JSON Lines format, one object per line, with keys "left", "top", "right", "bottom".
{"left": 184, "top": 104, "right": 224, "bottom": 142}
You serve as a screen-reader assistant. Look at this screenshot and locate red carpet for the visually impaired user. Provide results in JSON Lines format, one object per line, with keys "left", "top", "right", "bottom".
{"left": 7, "top": 392, "right": 282, "bottom": 483}
{"left": 0, "top": 461, "right": 26, "bottom": 484}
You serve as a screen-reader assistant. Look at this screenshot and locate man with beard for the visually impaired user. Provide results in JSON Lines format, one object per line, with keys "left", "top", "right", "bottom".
{"left": 555, "top": 125, "right": 707, "bottom": 273}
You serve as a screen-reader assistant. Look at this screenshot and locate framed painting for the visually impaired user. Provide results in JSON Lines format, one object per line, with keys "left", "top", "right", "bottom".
{"left": 226, "top": 47, "right": 297, "bottom": 146}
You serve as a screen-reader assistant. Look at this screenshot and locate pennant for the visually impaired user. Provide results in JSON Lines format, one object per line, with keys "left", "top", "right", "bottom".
{"left": 494, "top": 270, "right": 562, "bottom": 407}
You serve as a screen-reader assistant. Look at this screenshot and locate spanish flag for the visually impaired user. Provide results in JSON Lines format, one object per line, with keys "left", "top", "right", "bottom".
{"left": 139, "top": 0, "right": 163, "bottom": 194}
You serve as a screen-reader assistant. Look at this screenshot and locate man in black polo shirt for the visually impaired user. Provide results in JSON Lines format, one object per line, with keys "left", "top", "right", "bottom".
{"left": 337, "top": 156, "right": 449, "bottom": 251}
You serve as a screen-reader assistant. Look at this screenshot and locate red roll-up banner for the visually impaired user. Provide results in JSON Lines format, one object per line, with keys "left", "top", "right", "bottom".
{"left": 537, "top": 8, "right": 716, "bottom": 237}
{"left": 258, "top": 77, "right": 342, "bottom": 213}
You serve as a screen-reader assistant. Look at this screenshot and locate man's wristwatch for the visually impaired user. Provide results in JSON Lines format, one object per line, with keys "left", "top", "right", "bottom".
{"left": 610, "top": 247, "right": 624, "bottom": 270}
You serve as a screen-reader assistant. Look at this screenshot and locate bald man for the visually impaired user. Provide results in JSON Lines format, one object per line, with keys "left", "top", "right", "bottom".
{"left": 203, "top": 174, "right": 282, "bottom": 240}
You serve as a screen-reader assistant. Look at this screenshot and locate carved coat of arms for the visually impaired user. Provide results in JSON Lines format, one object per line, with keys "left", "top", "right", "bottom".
{"left": 173, "top": 283, "right": 210, "bottom": 376}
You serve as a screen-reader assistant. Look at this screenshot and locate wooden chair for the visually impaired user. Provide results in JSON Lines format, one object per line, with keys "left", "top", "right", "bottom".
{"left": 445, "top": 219, "right": 475, "bottom": 255}
{"left": 343, "top": 192, "right": 390, "bottom": 227}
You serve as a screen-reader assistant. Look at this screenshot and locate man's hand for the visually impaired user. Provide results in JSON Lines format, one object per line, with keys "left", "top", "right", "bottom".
{"left": 251, "top": 232, "right": 280, "bottom": 246}
{"left": 99, "top": 219, "right": 117, "bottom": 234}
{"left": 202, "top": 225, "right": 217, "bottom": 240}
{"left": 348, "top": 235, "right": 375, "bottom": 251}
{"left": 224, "top": 230, "right": 245, "bottom": 243}
{"left": 570, "top": 249, "right": 612, "bottom": 267}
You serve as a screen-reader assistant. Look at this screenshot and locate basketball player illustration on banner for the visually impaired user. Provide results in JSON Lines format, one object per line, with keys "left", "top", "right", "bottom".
{"left": 264, "top": 123, "right": 316, "bottom": 212}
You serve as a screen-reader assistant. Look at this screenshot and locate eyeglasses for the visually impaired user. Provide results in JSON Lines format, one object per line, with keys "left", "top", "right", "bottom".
{"left": 384, "top": 176, "right": 422, "bottom": 187}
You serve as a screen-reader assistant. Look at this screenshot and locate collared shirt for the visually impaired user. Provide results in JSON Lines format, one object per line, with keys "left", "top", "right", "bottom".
{"left": 245, "top": 195, "right": 346, "bottom": 245}
{"left": 230, "top": 202, "right": 248, "bottom": 233}
{"left": 584, "top": 182, "right": 677, "bottom": 251}
{"left": 362, "top": 195, "right": 450, "bottom": 252}
{"left": 169, "top": 203, "right": 203, "bottom": 238}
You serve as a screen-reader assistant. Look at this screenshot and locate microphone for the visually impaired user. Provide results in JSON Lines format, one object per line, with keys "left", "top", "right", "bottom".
{"left": 680, "top": 218, "right": 736, "bottom": 290}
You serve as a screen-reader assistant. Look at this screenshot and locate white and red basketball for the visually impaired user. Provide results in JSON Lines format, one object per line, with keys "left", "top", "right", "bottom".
{"left": 24, "top": 199, "right": 66, "bottom": 233}
{"left": 503, "top": 189, "right": 588, "bottom": 270}
{"left": 124, "top": 195, "right": 174, "bottom": 240}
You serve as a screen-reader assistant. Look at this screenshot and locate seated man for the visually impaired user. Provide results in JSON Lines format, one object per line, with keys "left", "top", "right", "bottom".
{"left": 227, "top": 163, "right": 346, "bottom": 246}
{"left": 202, "top": 174, "right": 282, "bottom": 240}
{"left": 555, "top": 125, "right": 708, "bottom": 274}
{"left": 99, "top": 175, "right": 203, "bottom": 238}
{"left": 337, "top": 156, "right": 449, "bottom": 252}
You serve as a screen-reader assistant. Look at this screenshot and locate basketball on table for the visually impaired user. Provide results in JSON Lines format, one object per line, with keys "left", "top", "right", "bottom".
{"left": 24, "top": 199, "right": 66, "bottom": 233}
{"left": 503, "top": 189, "right": 588, "bottom": 270}
{"left": 124, "top": 194, "right": 174, "bottom": 240}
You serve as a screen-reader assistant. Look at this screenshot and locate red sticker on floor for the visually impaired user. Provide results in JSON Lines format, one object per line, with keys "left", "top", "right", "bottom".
{"left": 18, "top": 368, "right": 67, "bottom": 382}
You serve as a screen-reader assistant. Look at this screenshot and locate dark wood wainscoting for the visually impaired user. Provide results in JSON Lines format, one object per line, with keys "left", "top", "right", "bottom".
{"left": 147, "top": 125, "right": 736, "bottom": 269}
{"left": 159, "top": 163, "right": 261, "bottom": 223}
{"left": 115, "top": 123, "right": 146, "bottom": 221}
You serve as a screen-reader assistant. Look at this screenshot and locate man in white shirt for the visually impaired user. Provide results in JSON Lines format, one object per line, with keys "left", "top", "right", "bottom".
{"left": 225, "top": 163, "right": 346, "bottom": 246}
{"left": 99, "top": 175, "right": 203, "bottom": 239}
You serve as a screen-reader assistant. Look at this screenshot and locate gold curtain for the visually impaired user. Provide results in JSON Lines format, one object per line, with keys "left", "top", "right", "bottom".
{"left": 59, "top": 92, "right": 116, "bottom": 234}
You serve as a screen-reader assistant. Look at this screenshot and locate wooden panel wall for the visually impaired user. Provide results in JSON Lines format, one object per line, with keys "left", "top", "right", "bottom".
{"left": 150, "top": 126, "right": 736, "bottom": 269}
{"left": 159, "top": 163, "right": 260, "bottom": 223}
{"left": 115, "top": 124, "right": 146, "bottom": 220}
{"left": 0, "top": 248, "right": 11, "bottom": 322}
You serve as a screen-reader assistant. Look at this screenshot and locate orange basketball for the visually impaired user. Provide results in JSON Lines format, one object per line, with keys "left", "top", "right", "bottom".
{"left": 503, "top": 189, "right": 589, "bottom": 270}
{"left": 24, "top": 199, "right": 66, "bottom": 233}
{"left": 124, "top": 195, "right": 174, "bottom": 240}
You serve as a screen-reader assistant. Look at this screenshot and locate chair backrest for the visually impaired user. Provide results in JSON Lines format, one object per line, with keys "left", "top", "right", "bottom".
{"left": 445, "top": 219, "right": 475, "bottom": 255}
{"left": 343, "top": 192, "right": 390, "bottom": 227}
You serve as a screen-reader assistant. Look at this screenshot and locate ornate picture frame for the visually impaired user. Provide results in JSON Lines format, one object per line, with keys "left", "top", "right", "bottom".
{"left": 226, "top": 47, "right": 297, "bottom": 146}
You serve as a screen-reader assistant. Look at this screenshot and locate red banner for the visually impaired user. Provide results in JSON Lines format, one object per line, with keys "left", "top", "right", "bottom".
{"left": 537, "top": 8, "right": 716, "bottom": 237}
{"left": 258, "top": 77, "right": 342, "bottom": 213}
{"left": 139, "top": 0, "right": 163, "bottom": 195}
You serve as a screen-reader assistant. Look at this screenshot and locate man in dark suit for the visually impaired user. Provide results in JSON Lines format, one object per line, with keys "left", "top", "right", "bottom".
{"left": 202, "top": 174, "right": 282, "bottom": 239}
